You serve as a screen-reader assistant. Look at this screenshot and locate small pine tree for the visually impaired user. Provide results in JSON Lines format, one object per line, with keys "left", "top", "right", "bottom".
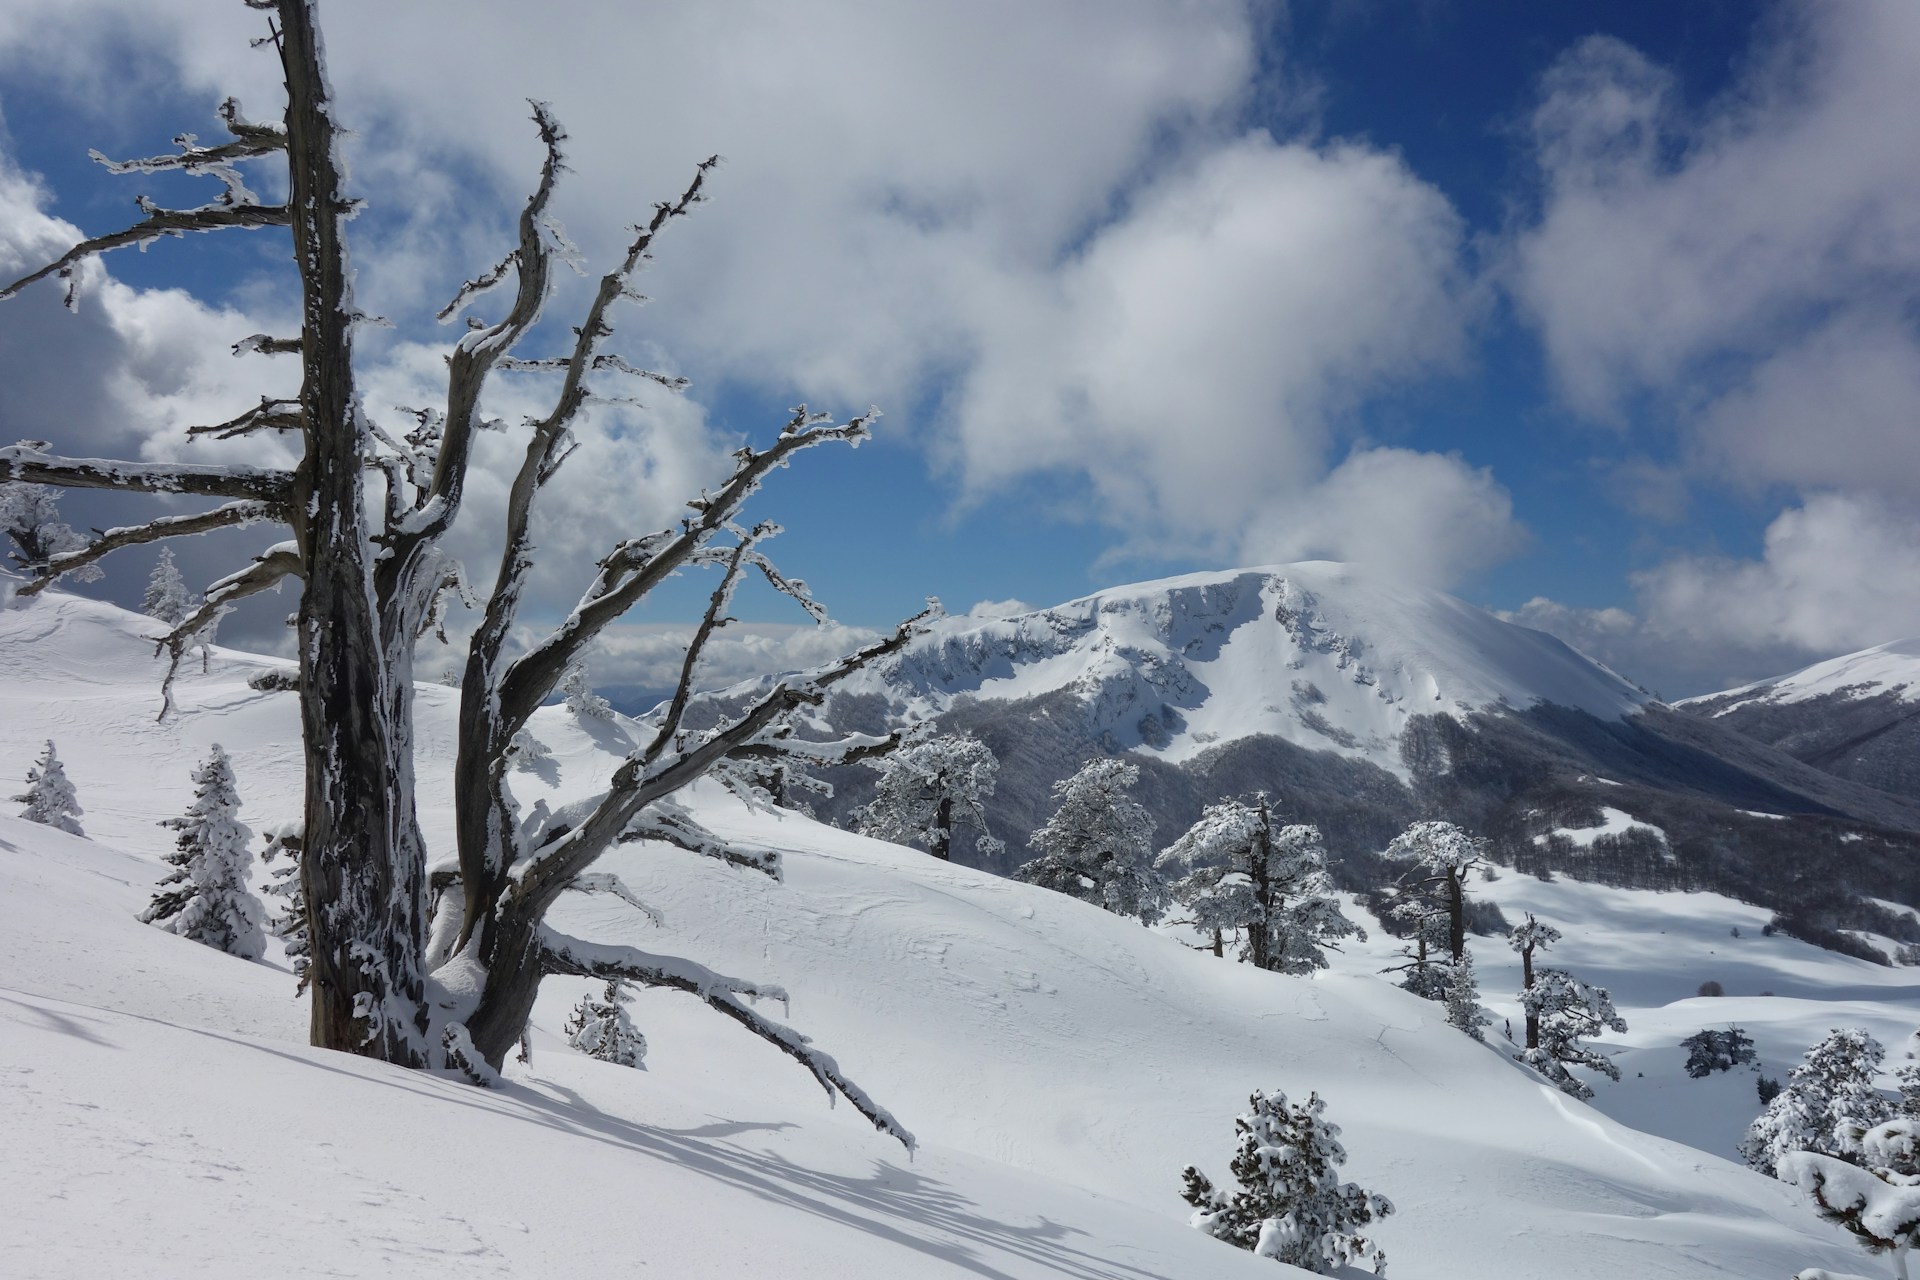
{"left": 1158, "top": 797, "right": 1362, "bottom": 974}
{"left": 507, "top": 728, "right": 552, "bottom": 770}
{"left": 1446, "top": 948, "right": 1489, "bottom": 1041}
{"left": 565, "top": 980, "right": 647, "bottom": 1068}
{"left": 260, "top": 825, "right": 310, "bottom": 992}
{"left": 1515, "top": 968, "right": 1628, "bottom": 1101}
{"left": 1180, "top": 1088, "right": 1393, "bottom": 1274}
{"left": 853, "top": 733, "right": 1004, "bottom": 863}
{"left": 1681, "top": 1027, "right": 1758, "bottom": 1078}
{"left": 561, "top": 663, "right": 614, "bottom": 719}
{"left": 1014, "top": 757, "right": 1166, "bottom": 924}
{"left": 14, "top": 739, "right": 84, "bottom": 835}
{"left": 142, "top": 547, "right": 197, "bottom": 626}
{"left": 139, "top": 745, "right": 265, "bottom": 959}
{"left": 0, "top": 482, "right": 100, "bottom": 581}
{"left": 1743, "top": 1029, "right": 1893, "bottom": 1177}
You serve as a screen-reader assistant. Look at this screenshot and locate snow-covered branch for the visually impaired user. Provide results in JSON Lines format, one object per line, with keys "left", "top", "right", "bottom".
{"left": 538, "top": 928, "right": 915, "bottom": 1151}
{"left": 185, "top": 397, "right": 303, "bottom": 440}
{"left": 0, "top": 444, "right": 296, "bottom": 502}
{"left": 155, "top": 542, "right": 302, "bottom": 717}
{"left": 15, "top": 499, "right": 280, "bottom": 597}
{"left": 618, "top": 803, "right": 783, "bottom": 879}
{"left": 564, "top": 872, "right": 665, "bottom": 926}
{"left": 0, "top": 201, "right": 289, "bottom": 306}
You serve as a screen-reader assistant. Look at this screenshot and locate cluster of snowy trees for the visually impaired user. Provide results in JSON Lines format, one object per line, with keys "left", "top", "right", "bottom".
{"left": 1745, "top": 1029, "right": 1920, "bottom": 1279}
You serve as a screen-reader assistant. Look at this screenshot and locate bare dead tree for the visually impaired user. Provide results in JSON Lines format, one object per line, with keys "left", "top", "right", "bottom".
{"left": 0, "top": 0, "right": 924, "bottom": 1147}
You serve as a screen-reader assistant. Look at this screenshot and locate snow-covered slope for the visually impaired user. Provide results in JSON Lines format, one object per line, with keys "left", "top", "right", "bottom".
{"left": 0, "top": 590, "right": 1886, "bottom": 1278}
{"left": 842, "top": 562, "right": 1648, "bottom": 777}
{"left": 1684, "top": 638, "right": 1920, "bottom": 715}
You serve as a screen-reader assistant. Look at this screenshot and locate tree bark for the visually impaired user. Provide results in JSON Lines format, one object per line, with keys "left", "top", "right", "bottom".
{"left": 1445, "top": 866, "right": 1466, "bottom": 964}
{"left": 930, "top": 794, "right": 953, "bottom": 861}
{"left": 279, "top": 0, "right": 426, "bottom": 1065}
{"left": 1520, "top": 943, "right": 1539, "bottom": 1050}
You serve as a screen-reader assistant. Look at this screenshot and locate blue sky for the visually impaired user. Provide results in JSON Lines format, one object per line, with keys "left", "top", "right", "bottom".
{"left": 1, "top": 1, "right": 1917, "bottom": 698}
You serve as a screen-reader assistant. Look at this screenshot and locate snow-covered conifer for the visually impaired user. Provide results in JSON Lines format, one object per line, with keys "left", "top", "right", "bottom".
{"left": 14, "top": 739, "right": 84, "bottom": 835}
{"left": 142, "top": 547, "right": 196, "bottom": 626}
{"left": 1743, "top": 1029, "right": 1894, "bottom": 1177}
{"left": 260, "top": 825, "right": 310, "bottom": 992}
{"left": 853, "top": 733, "right": 1004, "bottom": 862}
{"left": 1682, "top": 1027, "right": 1758, "bottom": 1078}
{"left": 564, "top": 980, "right": 647, "bottom": 1068}
{"left": 1384, "top": 819, "right": 1486, "bottom": 965}
{"left": 139, "top": 745, "right": 264, "bottom": 959}
{"left": 1014, "top": 758, "right": 1165, "bottom": 924}
{"left": 1782, "top": 1114, "right": 1920, "bottom": 1280}
{"left": 1159, "top": 798, "right": 1361, "bottom": 974}
{"left": 561, "top": 663, "right": 614, "bottom": 719}
{"left": 1516, "top": 968, "right": 1628, "bottom": 1100}
{"left": 1508, "top": 913, "right": 1561, "bottom": 1049}
{"left": 1180, "top": 1088, "right": 1393, "bottom": 1274}
{"left": 0, "top": 483, "right": 99, "bottom": 581}
{"left": 506, "top": 728, "right": 552, "bottom": 770}
{"left": 1446, "top": 947, "right": 1489, "bottom": 1041}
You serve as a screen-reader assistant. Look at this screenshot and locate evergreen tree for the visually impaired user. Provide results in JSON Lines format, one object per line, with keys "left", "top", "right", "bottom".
{"left": 0, "top": 482, "right": 100, "bottom": 581}
{"left": 1180, "top": 1088, "right": 1393, "bottom": 1275}
{"left": 1014, "top": 757, "right": 1165, "bottom": 924}
{"left": 1781, "top": 1116, "right": 1920, "bottom": 1280}
{"left": 260, "top": 825, "right": 311, "bottom": 992}
{"left": 1446, "top": 947, "right": 1489, "bottom": 1041}
{"left": 1507, "top": 914, "right": 1561, "bottom": 1050}
{"left": 1383, "top": 820, "right": 1485, "bottom": 965}
{"left": 564, "top": 980, "right": 647, "bottom": 1068}
{"left": 14, "top": 739, "right": 84, "bottom": 835}
{"left": 1515, "top": 968, "right": 1628, "bottom": 1101}
{"left": 1743, "top": 1029, "right": 1894, "bottom": 1177}
{"left": 1681, "top": 1027, "right": 1758, "bottom": 1078}
{"left": 139, "top": 745, "right": 265, "bottom": 959}
{"left": 1381, "top": 892, "right": 1452, "bottom": 1001}
{"left": 561, "top": 663, "right": 614, "bottom": 720}
{"left": 142, "top": 547, "right": 197, "bottom": 626}
{"left": 853, "top": 733, "right": 1004, "bottom": 862}
{"left": 1158, "top": 797, "right": 1362, "bottom": 974}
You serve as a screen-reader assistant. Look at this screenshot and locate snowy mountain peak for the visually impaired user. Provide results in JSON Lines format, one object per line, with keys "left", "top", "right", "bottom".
{"left": 851, "top": 562, "right": 1649, "bottom": 775}
{"left": 1683, "top": 637, "right": 1920, "bottom": 715}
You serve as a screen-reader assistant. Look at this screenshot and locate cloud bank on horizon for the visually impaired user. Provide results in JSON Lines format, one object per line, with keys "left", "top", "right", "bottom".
{"left": 0, "top": 1, "right": 1916, "bottom": 697}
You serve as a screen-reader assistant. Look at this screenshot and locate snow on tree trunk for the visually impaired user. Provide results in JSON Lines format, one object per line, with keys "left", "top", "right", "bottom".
{"left": 140, "top": 744, "right": 265, "bottom": 960}
{"left": 13, "top": 739, "right": 84, "bottom": 836}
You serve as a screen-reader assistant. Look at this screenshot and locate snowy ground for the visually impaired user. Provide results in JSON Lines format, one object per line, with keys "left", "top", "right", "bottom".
{"left": 0, "top": 590, "right": 1902, "bottom": 1278}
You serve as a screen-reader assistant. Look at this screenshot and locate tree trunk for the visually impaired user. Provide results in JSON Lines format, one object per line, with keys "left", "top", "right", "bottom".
{"left": 1445, "top": 866, "right": 1466, "bottom": 963}
{"left": 280, "top": 0, "right": 426, "bottom": 1065}
{"left": 1521, "top": 944, "right": 1539, "bottom": 1050}
{"left": 1247, "top": 802, "right": 1272, "bottom": 970}
{"left": 930, "top": 795, "right": 953, "bottom": 861}
{"left": 1211, "top": 928, "right": 1224, "bottom": 958}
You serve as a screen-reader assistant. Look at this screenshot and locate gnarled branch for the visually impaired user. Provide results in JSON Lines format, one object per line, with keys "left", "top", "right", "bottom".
{"left": 0, "top": 444, "right": 296, "bottom": 502}
{"left": 185, "top": 397, "right": 303, "bottom": 440}
{"left": 156, "top": 541, "right": 303, "bottom": 719}
{"left": 0, "top": 202, "right": 290, "bottom": 305}
{"left": 539, "top": 927, "right": 914, "bottom": 1151}
{"left": 16, "top": 499, "right": 280, "bottom": 597}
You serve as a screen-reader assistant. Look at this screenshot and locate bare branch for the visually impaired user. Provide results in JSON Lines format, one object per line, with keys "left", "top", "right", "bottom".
{"left": 564, "top": 872, "right": 664, "bottom": 926}
{"left": 154, "top": 541, "right": 302, "bottom": 719}
{"left": 0, "top": 202, "right": 290, "bottom": 304}
{"left": 619, "top": 802, "right": 783, "bottom": 879}
{"left": 539, "top": 927, "right": 914, "bottom": 1151}
{"left": 89, "top": 96, "right": 287, "bottom": 179}
{"left": 16, "top": 499, "right": 280, "bottom": 597}
{"left": 1, "top": 443, "right": 296, "bottom": 502}
{"left": 731, "top": 727, "right": 909, "bottom": 770}
{"left": 232, "top": 334, "right": 301, "bottom": 357}
{"left": 643, "top": 528, "right": 761, "bottom": 765}
{"left": 185, "top": 397, "right": 303, "bottom": 440}
{"left": 496, "top": 405, "right": 881, "bottom": 732}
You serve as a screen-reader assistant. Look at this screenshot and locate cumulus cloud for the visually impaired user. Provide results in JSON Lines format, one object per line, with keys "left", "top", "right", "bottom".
{"left": 0, "top": 2, "right": 1522, "bottom": 604}
{"left": 1508, "top": 495, "right": 1920, "bottom": 697}
{"left": 1241, "top": 447, "right": 1523, "bottom": 587}
{"left": 582, "top": 621, "right": 883, "bottom": 701}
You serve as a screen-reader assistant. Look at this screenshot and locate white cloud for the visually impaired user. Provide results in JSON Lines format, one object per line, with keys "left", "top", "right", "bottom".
{"left": 1511, "top": 4, "right": 1920, "bottom": 549}
{"left": 583, "top": 621, "right": 883, "bottom": 698}
{"left": 1242, "top": 446, "right": 1523, "bottom": 588}
{"left": 1635, "top": 493, "right": 1920, "bottom": 654}
{"left": 0, "top": 2, "right": 1517, "bottom": 600}
{"left": 1508, "top": 494, "right": 1920, "bottom": 697}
